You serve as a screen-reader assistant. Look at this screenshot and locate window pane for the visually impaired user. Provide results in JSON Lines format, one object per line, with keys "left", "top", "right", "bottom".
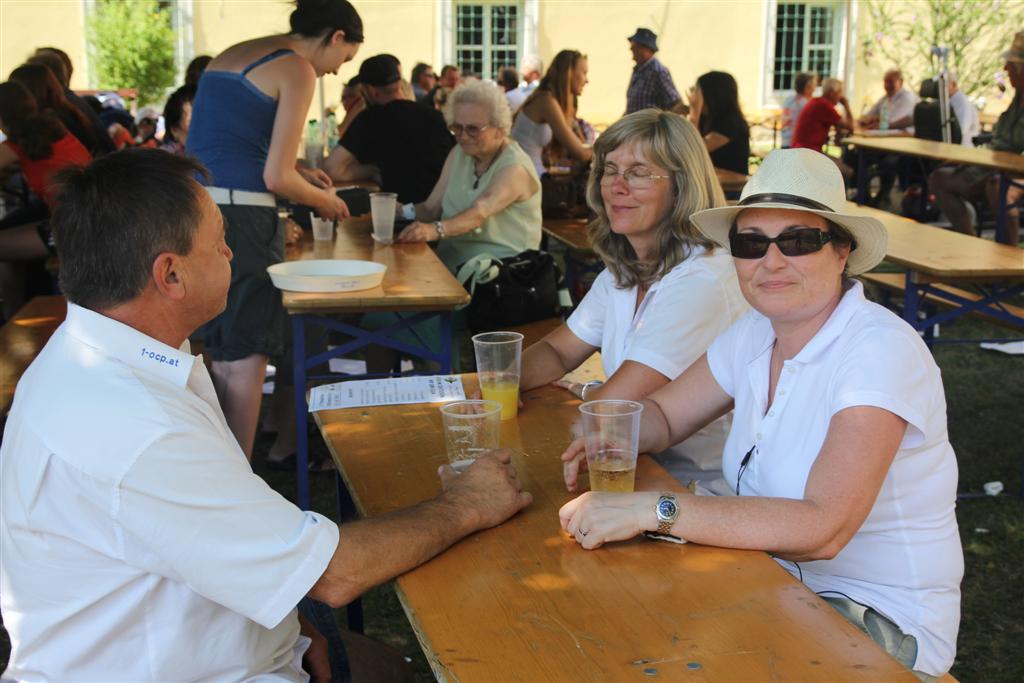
{"left": 772, "top": 2, "right": 838, "bottom": 92}
{"left": 454, "top": 2, "right": 521, "bottom": 80}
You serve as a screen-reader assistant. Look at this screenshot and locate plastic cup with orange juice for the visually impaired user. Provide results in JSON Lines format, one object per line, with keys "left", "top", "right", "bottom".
{"left": 472, "top": 331, "right": 523, "bottom": 420}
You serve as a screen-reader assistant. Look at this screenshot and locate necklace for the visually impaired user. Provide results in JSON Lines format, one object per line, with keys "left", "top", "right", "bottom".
{"left": 473, "top": 143, "right": 506, "bottom": 190}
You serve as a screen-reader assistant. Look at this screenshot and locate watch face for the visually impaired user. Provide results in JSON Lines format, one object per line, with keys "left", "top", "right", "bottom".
{"left": 658, "top": 498, "right": 677, "bottom": 519}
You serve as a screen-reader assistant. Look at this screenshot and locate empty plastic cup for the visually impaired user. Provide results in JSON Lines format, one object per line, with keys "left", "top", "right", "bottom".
{"left": 370, "top": 192, "right": 398, "bottom": 244}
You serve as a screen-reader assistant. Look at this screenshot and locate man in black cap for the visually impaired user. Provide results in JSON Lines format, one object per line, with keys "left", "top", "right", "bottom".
{"left": 625, "top": 27, "right": 685, "bottom": 114}
{"left": 323, "top": 54, "right": 454, "bottom": 203}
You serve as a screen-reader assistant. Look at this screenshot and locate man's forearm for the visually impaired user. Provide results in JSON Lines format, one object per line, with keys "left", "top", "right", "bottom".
{"left": 310, "top": 493, "right": 479, "bottom": 607}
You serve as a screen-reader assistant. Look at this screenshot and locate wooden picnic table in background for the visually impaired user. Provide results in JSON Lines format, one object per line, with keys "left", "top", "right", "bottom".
{"left": 282, "top": 215, "right": 468, "bottom": 314}
{"left": 316, "top": 375, "right": 917, "bottom": 682}
{"left": 843, "top": 136, "right": 1024, "bottom": 174}
{"left": 1, "top": 296, "right": 66, "bottom": 416}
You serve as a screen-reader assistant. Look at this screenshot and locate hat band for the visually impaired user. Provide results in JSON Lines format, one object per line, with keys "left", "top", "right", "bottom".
{"left": 739, "top": 192, "right": 835, "bottom": 213}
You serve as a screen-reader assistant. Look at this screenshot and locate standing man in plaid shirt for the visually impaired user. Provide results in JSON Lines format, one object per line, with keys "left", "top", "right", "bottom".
{"left": 625, "top": 28, "right": 685, "bottom": 114}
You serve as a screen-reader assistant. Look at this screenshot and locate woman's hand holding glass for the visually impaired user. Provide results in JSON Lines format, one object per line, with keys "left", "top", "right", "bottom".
{"left": 314, "top": 187, "right": 350, "bottom": 222}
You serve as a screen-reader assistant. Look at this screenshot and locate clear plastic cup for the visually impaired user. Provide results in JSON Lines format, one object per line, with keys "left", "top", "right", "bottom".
{"left": 370, "top": 192, "right": 398, "bottom": 244}
{"left": 440, "top": 400, "right": 502, "bottom": 471}
{"left": 579, "top": 400, "right": 644, "bottom": 492}
{"left": 310, "top": 213, "right": 335, "bottom": 241}
{"left": 472, "top": 332, "right": 523, "bottom": 420}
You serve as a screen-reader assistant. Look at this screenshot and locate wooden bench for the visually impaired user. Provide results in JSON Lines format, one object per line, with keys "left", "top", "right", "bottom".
{"left": 507, "top": 317, "right": 563, "bottom": 348}
{"left": 1, "top": 295, "right": 67, "bottom": 416}
{"left": 861, "top": 272, "right": 1024, "bottom": 331}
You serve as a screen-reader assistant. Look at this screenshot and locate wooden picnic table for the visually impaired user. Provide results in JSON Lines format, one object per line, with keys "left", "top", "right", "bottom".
{"left": 0, "top": 296, "right": 66, "bottom": 416}
{"left": 846, "top": 202, "right": 1024, "bottom": 281}
{"left": 316, "top": 375, "right": 915, "bottom": 681}
{"left": 844, "top": 136, "right": 1024, "bottom": 175}
{"left": 282, "top": 215, "right": 469, "bottom": 508}
{"left": 715, "top": 166, "right": 749, "bottom": 195}
{"left": 844, "top": 135, "right": 1024, "bottom": 243}
{"left": 844, "top": 202, "right": 1024, "bottom": 340}
{"left": 282, "top": 215, "right": 468, "bottom": 314}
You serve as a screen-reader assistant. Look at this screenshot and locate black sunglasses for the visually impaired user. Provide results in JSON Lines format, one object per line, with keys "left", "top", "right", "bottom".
{"left": 729, "top": 228, "right": 834, "bottom": 259}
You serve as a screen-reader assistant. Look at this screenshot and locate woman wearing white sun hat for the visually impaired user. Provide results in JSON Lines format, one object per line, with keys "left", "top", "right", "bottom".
{"left": 558, "top": 148, "right": 963, "bottom": 681}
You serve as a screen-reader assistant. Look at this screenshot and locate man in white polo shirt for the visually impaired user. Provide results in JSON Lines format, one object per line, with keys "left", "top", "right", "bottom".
{"left": 0, "top": 149, "right": 531, "bottom": 681}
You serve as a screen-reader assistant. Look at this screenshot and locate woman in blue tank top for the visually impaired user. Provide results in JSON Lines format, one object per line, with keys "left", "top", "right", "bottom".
{"left": 188, "top": 0, "right": 363, "bottom": 460}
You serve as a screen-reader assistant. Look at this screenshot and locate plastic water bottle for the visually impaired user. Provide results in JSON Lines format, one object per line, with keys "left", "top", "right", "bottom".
{"left": 326, "top": 112, "right": 338, "bottom": 148}
{"left": 879, "top": 99, "right": 890, "bottom": 131}
{"left": 305, "top": 119, "right": 323, "bottom": 163}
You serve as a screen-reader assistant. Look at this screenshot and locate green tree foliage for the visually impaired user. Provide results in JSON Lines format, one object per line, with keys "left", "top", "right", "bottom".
{"left": 87, "top": 0, "right": 177, "bottom": 105}
{"left": 860, "top": 0, "right": 1024, "bottom": 100}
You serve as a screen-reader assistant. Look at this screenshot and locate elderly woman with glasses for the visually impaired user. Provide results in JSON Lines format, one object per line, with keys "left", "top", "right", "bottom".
{"left": 396, "top": 78, "right": 541, "bottom": 271}
{"left": 558, "top": 148, "right": 963, "bottom": 682}
{"left": 519, "top": 109, "right": 748, "bottom": 494}
{"left": 391, "top": 78, "right": 540, "bottom": 270}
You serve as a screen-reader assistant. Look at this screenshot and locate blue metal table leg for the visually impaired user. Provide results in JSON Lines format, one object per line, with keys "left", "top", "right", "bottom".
{"left": 996, "top": 172, "right": 1010, "bottom": 245}
{"left": 902, "top": 271, "right": 924, "bottom": 338}
{"left": 438, "top": 310, "right": 454, "bottom": 373}
{"left": 293, "top": 315, "right": 311, "bottom": 510}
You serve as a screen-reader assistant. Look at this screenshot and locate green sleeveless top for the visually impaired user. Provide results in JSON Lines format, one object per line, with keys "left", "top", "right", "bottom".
{"left": 436, "top": 141, "right": 542, "bottom": 271}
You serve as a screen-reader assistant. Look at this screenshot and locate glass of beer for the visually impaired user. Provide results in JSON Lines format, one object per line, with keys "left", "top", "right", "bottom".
{"left": 579, "top": 400, "right": 644, "bottom": 492}
{"left": 440, "top": 399, "right": 502, "bottom": 471}
{"left": 472, "top": 331, "right": 523, "bottom": 420}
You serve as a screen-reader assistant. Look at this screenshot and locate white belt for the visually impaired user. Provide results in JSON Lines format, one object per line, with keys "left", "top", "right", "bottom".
{"left": 206, "top": 186, "right": 276, "bottom": 208}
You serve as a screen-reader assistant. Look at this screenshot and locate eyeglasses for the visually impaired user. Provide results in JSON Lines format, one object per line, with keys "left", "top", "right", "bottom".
{"left": 599, "top": 166, "right": 672, "bottom": 190}
{"left": 729, "top": 228, "right": 834, "bottom": 259}
{"left": 448, "top": 123, "right": 491, "bottom": 138}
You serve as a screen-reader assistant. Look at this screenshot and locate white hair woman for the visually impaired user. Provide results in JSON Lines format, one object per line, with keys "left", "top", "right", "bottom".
{"left": 519, "top": 109, "right": 748, "bottom": 493}
{"left": 558, "top": 148, "right": 962, "bottom": 681}
{"left": 396, "top": 78, "right": 541, "bottom": 270}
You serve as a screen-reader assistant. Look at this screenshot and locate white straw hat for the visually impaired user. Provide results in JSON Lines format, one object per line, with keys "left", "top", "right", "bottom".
{"left": 691, "top": 148, "right": 888, "bottom": 276}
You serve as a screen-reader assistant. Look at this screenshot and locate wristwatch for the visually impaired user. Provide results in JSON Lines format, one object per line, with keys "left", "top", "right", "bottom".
{"left": 433, "top": 220, "right": 446, "bottom": 239}
{"left": 655, "top": 493, "right": 679, "bottom": 535}
{"left": 579, "top": 380, "right": 603, "bottom": 401}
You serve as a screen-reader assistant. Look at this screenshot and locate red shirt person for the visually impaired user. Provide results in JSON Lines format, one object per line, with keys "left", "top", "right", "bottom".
{"left": 792, "top": 77, "right": 853, "bottom": 151}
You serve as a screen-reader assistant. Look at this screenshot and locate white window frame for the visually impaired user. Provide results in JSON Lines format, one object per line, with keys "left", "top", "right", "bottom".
{"left": 439, "top": 0, "right": 536, "bottom": 80}
{"left": 761, "top": 0, "right": 849, "bottom": 107}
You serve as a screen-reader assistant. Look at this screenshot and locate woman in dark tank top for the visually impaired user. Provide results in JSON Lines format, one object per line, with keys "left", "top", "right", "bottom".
{"left": 188, "top": 0, "right": 363, "bottom": 462}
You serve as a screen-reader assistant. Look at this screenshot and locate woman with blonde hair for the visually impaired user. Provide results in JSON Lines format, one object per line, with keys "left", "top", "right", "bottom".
{"left": 519, "top": 109, "right": 748, "bottom": 492}
{"left": 511, "top": 49, "right": 593, "bottom": 177}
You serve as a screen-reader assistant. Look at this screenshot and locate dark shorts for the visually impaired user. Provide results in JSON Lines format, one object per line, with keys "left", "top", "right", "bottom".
{"left": 201, "top": 203, "right": 284, "bottom": 361}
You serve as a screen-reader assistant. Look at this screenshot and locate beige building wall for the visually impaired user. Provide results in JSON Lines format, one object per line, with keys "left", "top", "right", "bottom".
{"left": 537, "top": 0, "right": 767, "bottom": 126}
{"left": 1, "top": 0, "right": 1015, "bottom": 130}
{"left": 191, "top": 0, "right": 435, "bottom": 126}
{"left": 0, "top": 0, "right": 88, "bottom": 89}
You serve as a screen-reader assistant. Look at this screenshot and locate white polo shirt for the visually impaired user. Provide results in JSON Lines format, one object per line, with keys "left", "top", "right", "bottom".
{"left": 950, "top": 90, "right": 981, "bottom": 148}
{"left": 865, "top": 86, "right": 920, "bottom": 131}
{"left": 0, "top": 304, "right": 339, "bottom": 681}
{"left": 568, "top": 248, "right": 748, "bottom": 489}
{"left": 706, "top": 282, "right": 962, "bottom": 677}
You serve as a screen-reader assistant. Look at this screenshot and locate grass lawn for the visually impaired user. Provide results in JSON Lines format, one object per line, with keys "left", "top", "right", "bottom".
{"left": 1, "top": 310, "right": 1021, "bottom": 682}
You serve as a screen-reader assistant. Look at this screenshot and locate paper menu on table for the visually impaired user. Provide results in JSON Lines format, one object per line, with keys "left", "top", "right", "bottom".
{"left": 308, "top": 375, "right": 465, "bottom": 412}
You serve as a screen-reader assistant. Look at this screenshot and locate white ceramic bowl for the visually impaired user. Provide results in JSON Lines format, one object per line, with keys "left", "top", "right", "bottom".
{"left": 267, "top": 259, "right": 386, "bottom": 293}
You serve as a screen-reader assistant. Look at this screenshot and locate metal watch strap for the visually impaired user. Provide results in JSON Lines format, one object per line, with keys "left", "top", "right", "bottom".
{"left": 433, "top": 220, "right": 446, "bottom": 239}
{"left": 656, "top": 493, "right": 678, "bottom": 535}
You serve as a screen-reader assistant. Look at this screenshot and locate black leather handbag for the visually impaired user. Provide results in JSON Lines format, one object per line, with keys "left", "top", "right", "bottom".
{"left": 457, "top": 250, "right": 562, "bottom": 332}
